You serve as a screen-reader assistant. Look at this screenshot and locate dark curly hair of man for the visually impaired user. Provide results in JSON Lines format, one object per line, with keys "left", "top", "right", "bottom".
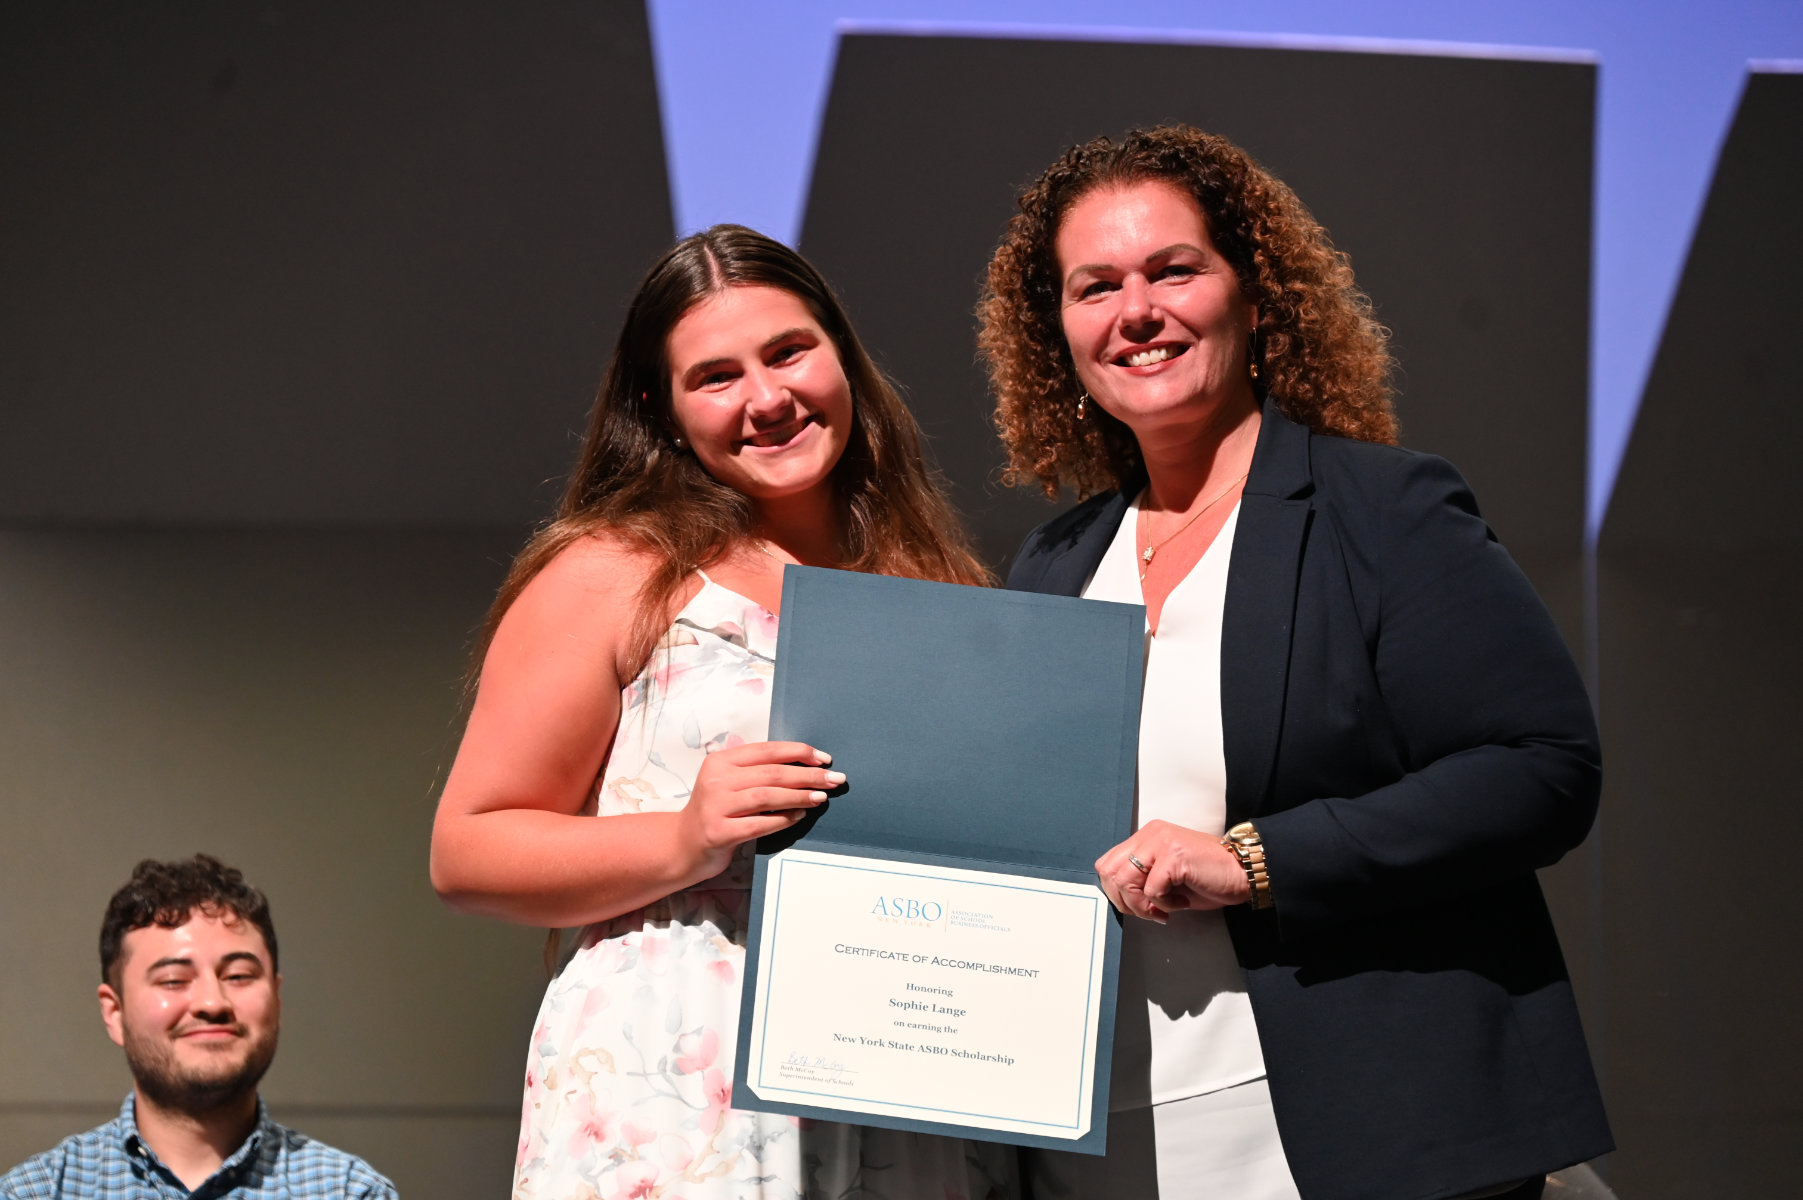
{"left": 978, "top": 125, "right": 1398, "bottom": 498}
{"left": 100, "top": 854, "right": 278, "bottom": 988}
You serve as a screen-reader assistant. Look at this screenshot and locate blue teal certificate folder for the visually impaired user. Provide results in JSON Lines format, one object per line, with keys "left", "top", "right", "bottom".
{"left": 731, "top": 566, "right": 1144, "bottom": 1154}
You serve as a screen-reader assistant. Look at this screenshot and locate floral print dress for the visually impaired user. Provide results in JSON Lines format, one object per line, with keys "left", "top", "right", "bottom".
{"left": 513, "top": 576, "right": 1018, "bottom": 1200}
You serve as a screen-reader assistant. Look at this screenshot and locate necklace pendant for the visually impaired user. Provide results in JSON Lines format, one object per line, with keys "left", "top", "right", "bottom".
{"left": 1142, "top": 547, "right": 1155, "bottom": 564}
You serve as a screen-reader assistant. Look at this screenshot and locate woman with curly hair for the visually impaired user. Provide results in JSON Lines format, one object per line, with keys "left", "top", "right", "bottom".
{"left": 980, "top": 127, "right": 1609, "bottom": 1200}
{"left": 433, "top": 225, "right": 1014, "bottom": 1200}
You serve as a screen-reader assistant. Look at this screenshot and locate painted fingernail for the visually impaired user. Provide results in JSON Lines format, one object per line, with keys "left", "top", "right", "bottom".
{"left": 809, "top": 791, "right": 828, "bottom": 802}
{"left": 814, "top": 751, "right": 834, "bottom": 765}
{"left": 824, "top": 770, "right": 846, "bottom": 786}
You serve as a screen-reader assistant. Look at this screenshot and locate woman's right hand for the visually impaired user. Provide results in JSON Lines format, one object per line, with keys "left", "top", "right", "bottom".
{"left": 678, "top": 741, "right": 843, "bottom": 880}
{"left": 434, "top": 541, "right": 843, "bottom": 928}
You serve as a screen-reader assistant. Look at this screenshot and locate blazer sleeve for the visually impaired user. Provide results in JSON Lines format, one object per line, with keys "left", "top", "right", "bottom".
{"left": 1252, "top": 451, "right": 1601, "bottom": 934}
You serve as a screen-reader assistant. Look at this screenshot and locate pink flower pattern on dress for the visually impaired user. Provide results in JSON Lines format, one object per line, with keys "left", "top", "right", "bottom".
{"left": 510, "top": 577, "right": 1017, "bottom": 1200}
{"left": 672, "top": 1029, "right": 717, "bottom": 1075}
{"left": 698, "top": 1068, "right": 731, "bottom": 1137}
{"left": 606, "top": 1160, "right": 660, "bottom": 1200}
{"left": 565, "top": 1094, "right": 615, "bottom": 1160}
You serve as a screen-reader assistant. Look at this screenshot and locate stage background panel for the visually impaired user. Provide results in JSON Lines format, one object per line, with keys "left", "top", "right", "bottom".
{"left": 0, "top": 3, "right": 673, "bottom": 1195}
{"left": 800, "top": 31, "right": 1593, "bottom": 647}
{"left": 0, "top": 0, "right": 670, "bottom": 527}
{"left": 1596, "top": 69, "right": 1803, "bottom": 1199}
{"left": 799, "top": 29, "right": 1600, "bottom": 1022}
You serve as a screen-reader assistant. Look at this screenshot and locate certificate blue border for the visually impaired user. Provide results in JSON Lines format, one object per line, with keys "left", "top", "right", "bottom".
{"left": 734, "top": 840, "right": 1122, "bottom": 1155}
{"left": 750, "top": 853, "right": 1104, "bottom": 1131}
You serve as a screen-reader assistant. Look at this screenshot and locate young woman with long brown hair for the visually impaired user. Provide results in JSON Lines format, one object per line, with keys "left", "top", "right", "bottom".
{"left": 432, "top": 226, "right": 1011, "bottom": 1200}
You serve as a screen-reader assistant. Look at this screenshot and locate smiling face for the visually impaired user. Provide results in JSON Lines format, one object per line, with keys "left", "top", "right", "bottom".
{"left": 1056, "top": 181, "right": 1258, "bottom": 445}
{"left": 99, "top": 909, "right": 280, "bottom": 1114}
{"left": 665, "top": 285, "right": 854, "bottom": 516}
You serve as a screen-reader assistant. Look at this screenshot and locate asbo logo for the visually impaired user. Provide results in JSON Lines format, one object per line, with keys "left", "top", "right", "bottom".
{"left": 871, "top": 896, "right": 943, "bottom": 922}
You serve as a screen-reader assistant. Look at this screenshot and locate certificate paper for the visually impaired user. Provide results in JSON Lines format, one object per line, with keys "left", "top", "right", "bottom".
{"left": 743, "top": 848, "right": 1109, "bottom": 1141}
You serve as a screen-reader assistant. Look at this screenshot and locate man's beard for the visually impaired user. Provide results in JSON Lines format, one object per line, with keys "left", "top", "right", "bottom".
{"left": 123, "top": 1020, "right": 279, "bottom": 1115}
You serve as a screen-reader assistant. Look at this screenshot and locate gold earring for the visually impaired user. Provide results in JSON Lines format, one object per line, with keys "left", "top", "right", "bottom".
{"left": 1248, "top": 330, "right": 1261, "bottom": 381}
{"left": 1076, "top": 390, "right": 1089, "bottom": 420}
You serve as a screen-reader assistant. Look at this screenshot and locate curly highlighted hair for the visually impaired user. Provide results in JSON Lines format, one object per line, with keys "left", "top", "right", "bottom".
{"left": 979, "top": 125, "right": 1397, "bottom": 497}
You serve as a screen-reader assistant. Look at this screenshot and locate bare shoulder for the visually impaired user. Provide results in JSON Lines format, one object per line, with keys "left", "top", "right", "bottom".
{"left": 488, "top": 534, "right": 664, "bottom": 684}
{"left": 527, "top": 532, "right": 655, "bottom": 604}
{"left": 441, "top": 533, "right": 663, "bottom": 825}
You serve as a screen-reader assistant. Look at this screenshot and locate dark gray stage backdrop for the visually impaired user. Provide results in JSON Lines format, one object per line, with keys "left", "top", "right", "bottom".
{"left": 800, "top": 34, "right": 1592, "bottom": 651}
{"left": 1597, "top": 70, "right": 1803, "bottom": 1198}
{"left": 1, "top": 1, "right": 670, "bottom": 526}
{"left": 0, "top": 4, "right": 671, "bottom": 1197}
{"left": 798, "top": 28, "right": 1600, "bottom": 1028}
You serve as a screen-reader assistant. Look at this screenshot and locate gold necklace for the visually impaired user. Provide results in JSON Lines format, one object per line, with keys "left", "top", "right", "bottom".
{"left": 1138, "top": 471, "right": 1249, "bottom": 581}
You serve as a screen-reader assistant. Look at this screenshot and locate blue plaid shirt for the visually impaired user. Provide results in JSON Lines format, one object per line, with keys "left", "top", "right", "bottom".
{"left": 1, "top": 1096, "right": 396, "bottom": 1199}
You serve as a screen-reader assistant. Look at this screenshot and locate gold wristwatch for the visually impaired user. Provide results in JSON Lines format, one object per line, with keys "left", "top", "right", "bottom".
{"left": 1221, "top": 822, "right": 1274, "bottom": 910}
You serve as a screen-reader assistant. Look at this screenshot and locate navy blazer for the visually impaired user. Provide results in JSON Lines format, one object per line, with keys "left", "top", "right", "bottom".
{"left": 1008, "top": 402, "right": 1612, "bottom": 1200}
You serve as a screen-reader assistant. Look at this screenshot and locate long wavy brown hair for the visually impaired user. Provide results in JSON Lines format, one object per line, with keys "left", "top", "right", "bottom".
{"left": 479, "top": 224, "right": 990, "bottom": 680}
{"left": 979, "top": 125, "right": 1398, "bottom": 497}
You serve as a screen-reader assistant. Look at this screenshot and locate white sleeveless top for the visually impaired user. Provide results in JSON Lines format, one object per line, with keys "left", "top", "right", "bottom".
{"left": 1083, "top": 499, "right": 1268, "bottom": 1108}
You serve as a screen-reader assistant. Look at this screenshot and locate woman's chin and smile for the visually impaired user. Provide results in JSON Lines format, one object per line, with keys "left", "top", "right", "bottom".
{"left": 725, "top": 411, "right": 842, "bottom": 502}
{"left": 1082, "top": 340, "right": 1254, "bottom": 442}
{"left": 737, "top": 412, "right": 819, "bottom": 451}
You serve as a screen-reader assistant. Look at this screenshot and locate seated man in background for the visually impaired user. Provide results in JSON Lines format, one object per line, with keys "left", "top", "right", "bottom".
{"left": 1, "top": 855, "right": 395, "bottom": 1199}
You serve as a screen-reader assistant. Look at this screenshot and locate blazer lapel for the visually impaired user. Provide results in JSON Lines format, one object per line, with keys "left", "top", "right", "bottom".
{"left": 1026, "top": 489, "right": 1132, "bottom": 597}
{"left": 1221, "top": 402, "right": 1314, "bottom": 826}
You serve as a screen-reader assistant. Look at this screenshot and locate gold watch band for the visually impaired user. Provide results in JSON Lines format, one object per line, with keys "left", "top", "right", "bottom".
{"left": 1221, "top": 821, "right": 1274, "bottom": 910}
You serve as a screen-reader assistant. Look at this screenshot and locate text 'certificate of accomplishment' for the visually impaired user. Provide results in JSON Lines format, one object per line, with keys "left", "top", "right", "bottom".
{"left": 744, "top": 849, "right": 1109, "bottom": 1142}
